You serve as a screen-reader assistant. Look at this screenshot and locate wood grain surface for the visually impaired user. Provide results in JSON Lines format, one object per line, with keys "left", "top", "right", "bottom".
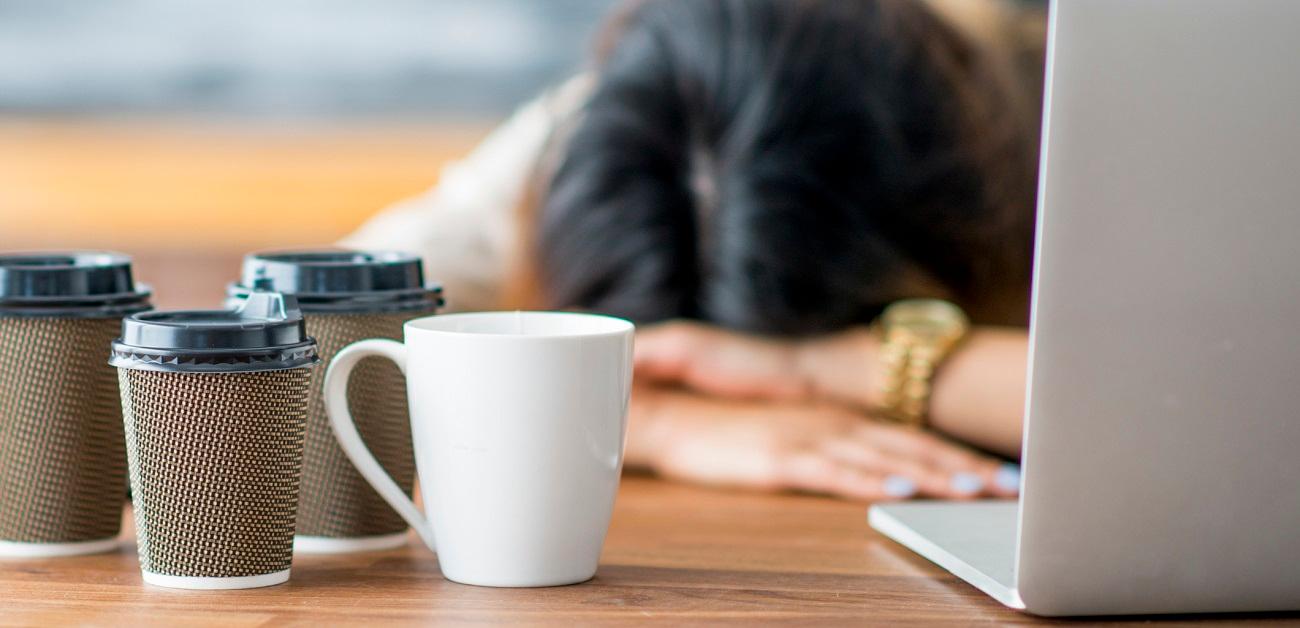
{"left": 0, "top": 476, "right": 1295, "bottom": 627}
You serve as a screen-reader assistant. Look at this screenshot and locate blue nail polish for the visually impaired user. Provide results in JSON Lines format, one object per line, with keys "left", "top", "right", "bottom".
{"left": 950, "top": 472, "right": 984, "bottom": 494}
{"left": 995, "top": 463, "right": 1021, "bottom": 493}
{"left": 883, "top": 475, "right": 917, "bottom": 498}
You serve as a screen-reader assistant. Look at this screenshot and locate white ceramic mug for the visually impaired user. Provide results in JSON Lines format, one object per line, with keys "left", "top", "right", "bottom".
{"left": 324, "top": 311, "right": 634, "bottom": 587}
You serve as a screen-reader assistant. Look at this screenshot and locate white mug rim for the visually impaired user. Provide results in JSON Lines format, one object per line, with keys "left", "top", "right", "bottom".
{"left": 404, "top": 310, "right": 633, "bottom": 340}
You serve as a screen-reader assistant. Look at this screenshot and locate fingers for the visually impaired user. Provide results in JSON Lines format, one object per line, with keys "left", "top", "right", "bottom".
{"left": 634, "top": 321, "right": 738, "bottom": 390}
{"left": 772, "top": 454, "right": 1016, "bottom": 502}
{"left": 632, "top": 321, "right": 704, "bottom": 382}
{"left": 776, "top": 441, "right": 1013, "bottom": 502}
{"left": 634, "top": 321, "right": 809, "bottom": 401}
{"left": 853, "top": 422, "right": 1019, "bottom": 498}
{"left": 777, "top": 450, "right": 923, "bottom": 501}
{"left": 819, "top": 440, "right": 954, "bottom": 498}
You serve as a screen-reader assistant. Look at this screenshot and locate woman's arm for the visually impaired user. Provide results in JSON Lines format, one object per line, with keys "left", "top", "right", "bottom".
{"left": 634, "top": 321, "right": 1028, "bottom": 458}
{"left": 799, "top": 326, "right": 1027, "bottom": 457}
{"left": 339, "top": 75, "right": 593, "bottom": 312}
{"left": 923, "top": 328, "right": 1027, "bottom": 457}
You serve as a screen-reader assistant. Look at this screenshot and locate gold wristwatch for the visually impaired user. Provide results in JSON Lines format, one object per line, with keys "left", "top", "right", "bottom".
{"left": 874, "top": 299, "right": 970, "bottom": 428}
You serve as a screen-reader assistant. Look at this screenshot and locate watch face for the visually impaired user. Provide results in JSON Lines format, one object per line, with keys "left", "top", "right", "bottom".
{"left": 881, "top": 299, "right": 969, "bottom": 341}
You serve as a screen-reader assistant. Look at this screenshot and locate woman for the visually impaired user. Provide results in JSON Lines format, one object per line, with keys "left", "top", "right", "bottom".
{"left": 344, "top": 0, "right": 1044, "bottom": 500}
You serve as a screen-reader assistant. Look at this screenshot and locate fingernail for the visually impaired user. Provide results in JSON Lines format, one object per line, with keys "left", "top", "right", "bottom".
{"left": 883, "top": 475, "right": 918, "bottom": 498}
{"left": 950, "top": 472, "right": 984, "bottom": 495}
{"left": 995, "top": 463, "right": 1021, "bottom": 493}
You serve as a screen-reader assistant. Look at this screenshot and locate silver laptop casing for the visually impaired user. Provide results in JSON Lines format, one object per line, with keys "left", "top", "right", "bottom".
{"left": 874, "top": 0, "right": 1300, "bottom": 616}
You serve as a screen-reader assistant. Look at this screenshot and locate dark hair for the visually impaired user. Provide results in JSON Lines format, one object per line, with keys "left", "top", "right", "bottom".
{"left": 537, "top": 0, "right": 1038, "bottom": 335}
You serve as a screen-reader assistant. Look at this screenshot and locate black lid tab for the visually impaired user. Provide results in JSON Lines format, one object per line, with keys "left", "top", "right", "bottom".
{"left": 110, "top": 288, "right": 318, "bottom": 373}
{"left": 226, "top": 249, "right": 442, "bottom": 313}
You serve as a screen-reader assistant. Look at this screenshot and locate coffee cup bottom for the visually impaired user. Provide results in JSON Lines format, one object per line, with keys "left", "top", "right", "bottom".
{"left": 0, "top": 537, "right": 119, "bottom": 558}
{"left": 141, "top": 569, "right": 290, "bottom": 590}
{"left": 293, "top": 532, "right": 409, "bottom": 555}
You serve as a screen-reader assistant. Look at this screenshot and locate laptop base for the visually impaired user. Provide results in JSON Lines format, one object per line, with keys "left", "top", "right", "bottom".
{"left": 868, "top": 501, "right": 1024, "bottom": 610}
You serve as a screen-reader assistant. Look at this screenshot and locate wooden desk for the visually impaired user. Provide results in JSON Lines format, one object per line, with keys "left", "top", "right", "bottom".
{"left": 0, "top": 477, "right": 1293, "bottom": 626}
{"left": 1, "top": 242, "right": 1292, "bottom": 626}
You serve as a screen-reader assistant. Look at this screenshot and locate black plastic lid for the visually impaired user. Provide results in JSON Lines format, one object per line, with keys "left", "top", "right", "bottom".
{"left": 0, "top": 251, "right": 152, "bottom": 318}
{"left": 226, "top": 249, "right": 443, "bottom": 313}
{"left": 110, "top": 287, "right": 318, "bottom": 373}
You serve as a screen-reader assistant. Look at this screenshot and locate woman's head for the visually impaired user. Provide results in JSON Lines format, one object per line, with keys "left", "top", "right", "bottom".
{"left": 537, "top": 0, "right": 1038, "bottom": 335}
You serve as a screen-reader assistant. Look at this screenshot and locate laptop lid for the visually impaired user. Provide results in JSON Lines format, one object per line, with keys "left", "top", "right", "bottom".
{"left": 1018, "top": 0, "right": 1300, "bottom": 616}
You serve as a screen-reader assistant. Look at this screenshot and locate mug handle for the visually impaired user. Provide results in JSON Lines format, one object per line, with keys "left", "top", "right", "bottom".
{"left": 323, "top": 338, "right": 436, "bottom": 551}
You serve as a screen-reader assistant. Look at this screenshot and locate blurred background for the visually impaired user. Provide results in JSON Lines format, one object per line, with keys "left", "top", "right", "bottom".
{"left": 1, "top": 0, "right": 1047, "bottom": 308}
{"left": 0, "top": 0, "right": 611, "bottom": 306}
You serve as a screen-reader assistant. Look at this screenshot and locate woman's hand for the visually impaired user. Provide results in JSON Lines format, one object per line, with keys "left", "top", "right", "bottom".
{"left": 633, "top": 320, "right": 879, "bottom": 408}
{"left": 626, "top": 385, "right": 1018, "bottom": 501}
{"left": 633, "top": 320, "right": 818, "bottom": 402}
{"left": 635, "top": 320, "right": 1028, "bottom": 458}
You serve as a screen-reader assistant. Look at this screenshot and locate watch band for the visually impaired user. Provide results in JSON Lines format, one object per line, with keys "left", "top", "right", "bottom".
{"left": 873, "top": 300, "right": 969, "bottom": 428}
{"left": 877, "top": 342, "right": 946, "bottom": 427}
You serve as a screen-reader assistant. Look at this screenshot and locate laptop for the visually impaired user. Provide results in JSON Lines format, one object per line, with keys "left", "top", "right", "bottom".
{"left": 869, "top": 0, "right": 1300, "bottom": 617}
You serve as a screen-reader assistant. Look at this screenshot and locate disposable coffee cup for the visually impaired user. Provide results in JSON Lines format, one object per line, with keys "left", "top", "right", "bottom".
{"left": 0, "top": 252, "right": 151, "bottom": 558}
{"left": 110, "top": 288, "right": 318, "bottom": 589}
{"left": 227, "top": 250, "right": 441, "bottom": 554}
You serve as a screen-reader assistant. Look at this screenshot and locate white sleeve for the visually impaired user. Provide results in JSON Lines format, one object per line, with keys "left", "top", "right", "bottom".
{"left": 340, "top": 74, "right": 593, "bottom": 312}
